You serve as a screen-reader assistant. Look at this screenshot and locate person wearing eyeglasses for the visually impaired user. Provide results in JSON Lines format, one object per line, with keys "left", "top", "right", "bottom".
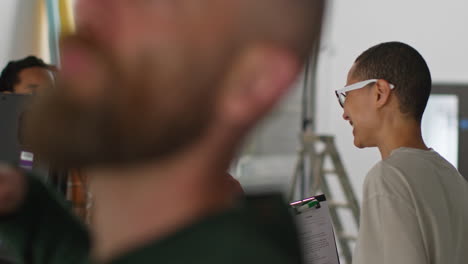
{"left": 336, "top": 42, "right": 468, "bottom": 264}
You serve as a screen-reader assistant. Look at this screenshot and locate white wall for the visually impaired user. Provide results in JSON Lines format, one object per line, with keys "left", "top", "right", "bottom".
{"left": 315, "top": 0, "right": 468, "bottom": 200}
{"left": 0, "top": 0, "right": 44, "bottom": 66}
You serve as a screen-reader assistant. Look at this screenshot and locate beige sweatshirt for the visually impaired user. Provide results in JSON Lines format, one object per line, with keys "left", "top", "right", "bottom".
{"left": 353, "top": 148, "right": 468, "bottom": 264}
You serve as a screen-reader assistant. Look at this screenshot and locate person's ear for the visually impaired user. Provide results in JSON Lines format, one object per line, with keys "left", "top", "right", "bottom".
{"left": 217, "top": 44, "right": 301, "bottom": 129}
{"left": 374, "top": 79, "right": 393, "bottom": 108}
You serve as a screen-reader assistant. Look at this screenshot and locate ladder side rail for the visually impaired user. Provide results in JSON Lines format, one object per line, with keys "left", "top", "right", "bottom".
{"left": 314, "top": 152, "right": 353, "bottom": 264}
{"left": 325, "top": 137, "right": 361, "bottom": 223}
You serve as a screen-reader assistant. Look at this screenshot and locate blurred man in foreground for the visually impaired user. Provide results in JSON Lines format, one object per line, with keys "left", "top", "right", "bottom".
{"left": 0, "top": 0, "right": 324, "bottom": 263}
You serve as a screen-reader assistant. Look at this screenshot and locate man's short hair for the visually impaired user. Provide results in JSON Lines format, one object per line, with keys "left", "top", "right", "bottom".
{"left": 353, "top": 42, "right": 432, "bottom": 122}
{"left": 0, "top": 56, "right": 50, "bottom": 93}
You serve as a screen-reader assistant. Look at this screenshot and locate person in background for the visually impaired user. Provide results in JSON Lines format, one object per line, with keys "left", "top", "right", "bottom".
{"left": 0, "top": 56, "right": 55, "bottom": 95}
{"left": 0, "top": 55, "right": 57, "bottom": 264}
{"left": 335, "top": 41, "right": 468, "bottom": 264}
{"left": 0, "top": 0, "right": 325, "bottom": 264}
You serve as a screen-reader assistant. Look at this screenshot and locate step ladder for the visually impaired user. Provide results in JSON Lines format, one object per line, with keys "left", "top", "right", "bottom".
{"left": 289, "top": 131, "right": 360, "bottom": 264}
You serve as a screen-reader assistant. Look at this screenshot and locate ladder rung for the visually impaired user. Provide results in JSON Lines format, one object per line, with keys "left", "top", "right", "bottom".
{"left": 329, "top": 201, "right": 350, "bottom": 208}
{"left": 337, "top": 232, "right": 358, "bottom": 241}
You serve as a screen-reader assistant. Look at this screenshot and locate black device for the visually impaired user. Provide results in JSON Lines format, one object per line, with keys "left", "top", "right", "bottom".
{"left": 0, "top": 94, "right": 31, "bottom": 165}
{"left": 0, "top": 94, "right": 63, "bottom": 193}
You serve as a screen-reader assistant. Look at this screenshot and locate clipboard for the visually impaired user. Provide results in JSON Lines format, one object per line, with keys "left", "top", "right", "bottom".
{"left": 291, "top": 195, "right": 340, "bottom": 264}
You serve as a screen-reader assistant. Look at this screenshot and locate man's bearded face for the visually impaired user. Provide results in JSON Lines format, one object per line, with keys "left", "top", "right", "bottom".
{"left": 24, "top": 1, "right": 237, "bottom": 168}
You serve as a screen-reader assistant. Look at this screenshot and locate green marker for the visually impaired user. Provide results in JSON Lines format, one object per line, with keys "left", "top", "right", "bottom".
{"left": 298, "top": 199, "right": 320, "bottom": 212}
{"left": 305, "top": 200, "right": 320, "bottom": 208}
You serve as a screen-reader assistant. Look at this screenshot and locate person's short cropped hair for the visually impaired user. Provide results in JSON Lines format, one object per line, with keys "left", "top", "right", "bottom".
{"left": 0, "top": 56, "right": 50, "bottom": 93}
{"left": 353, "top": 42, "right": 432, "bottom": 122}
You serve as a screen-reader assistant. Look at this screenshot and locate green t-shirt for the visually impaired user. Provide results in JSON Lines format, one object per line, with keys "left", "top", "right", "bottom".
{"left": 0, "top": 174, "right": 303, "bottom": 264}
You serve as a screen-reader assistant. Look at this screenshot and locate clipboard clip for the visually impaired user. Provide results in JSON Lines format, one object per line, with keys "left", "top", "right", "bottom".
{"left": 290, "top": 196, "right": 321, "bottom": 214}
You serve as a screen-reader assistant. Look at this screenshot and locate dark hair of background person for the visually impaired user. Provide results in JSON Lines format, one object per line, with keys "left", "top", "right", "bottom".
{"left": 353, "top": 41, "right": 432, "bottom": 122}
{"left": 0, "top": 56, "right": 51, "bottom": 93}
